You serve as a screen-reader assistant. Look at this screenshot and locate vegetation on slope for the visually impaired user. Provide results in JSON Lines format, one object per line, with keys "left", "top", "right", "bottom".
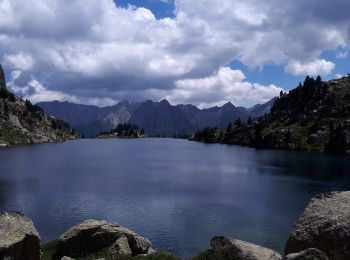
{"left": 98, "top": 123, "right": 145, "bottom": 138}
{"left": 192, "top": 75, "right": 350, "bottom": 154}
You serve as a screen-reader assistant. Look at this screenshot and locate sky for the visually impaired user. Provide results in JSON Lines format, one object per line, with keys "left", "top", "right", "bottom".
{"left": 0, "top": 0, "right": 350, "bottom": 108}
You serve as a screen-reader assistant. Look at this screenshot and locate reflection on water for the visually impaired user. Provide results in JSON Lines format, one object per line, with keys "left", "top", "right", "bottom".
{"left": 0, "top": 139, "right": 349, "bottom": 257}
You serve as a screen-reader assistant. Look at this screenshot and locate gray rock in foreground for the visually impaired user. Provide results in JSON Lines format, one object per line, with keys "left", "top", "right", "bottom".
{"left": 54, "top": 219, "right": 153, "bottom": 259}
{"left": 0, "top": 211, "right": 40, "bottom": 260}
{"left": 284, "top": 248, "right": 329, "bottom": 260}
{"left": 197, "top": 236, "right": 282, "bottom": 260}
{"left": 285, "top": 191, "right": 350, "bottom": 260}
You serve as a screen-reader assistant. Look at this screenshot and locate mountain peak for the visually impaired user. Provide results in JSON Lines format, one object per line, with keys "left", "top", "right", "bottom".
{"left": 0, "top": 64, "right": 6, "bottom": 89}
{"left": 117, "top": 100, "right": 130, "bottom": 106}
{"left": 159, "top": 99, "right": 170, "bottom": 106}
{"left": 222, "top": 102, "right": 235, "bottom": 108}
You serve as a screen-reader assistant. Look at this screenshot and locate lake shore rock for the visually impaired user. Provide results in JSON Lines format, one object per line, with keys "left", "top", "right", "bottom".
{"left": 0, "top": 211, "right": 40, "bottom": 260}
{"left": 285, "top": 191, "right": 350, "bottom": 260}
{"left": 53, "top": 219, "right": 153, "bottom": 259}
{"left": 194, "top": 236, "right": 282, "bottom": 260}
{"left": 2, "top": 191, "right": 350, "bottom": 259}
{"left": 284, "top": 248, "right": 329, "bottom": 260}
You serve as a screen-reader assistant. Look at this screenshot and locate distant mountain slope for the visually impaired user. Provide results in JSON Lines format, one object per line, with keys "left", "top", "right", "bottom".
{"left": 38, "top": 100, "right": 140, "bottom": 138}
{"left": 0, "top": 65, "right": 79, "bottom": 146}
{"left": 38, "top": 97, "right": 275, "bottom": 138}
{"left": 248, "top": 97, "right": 277, "bottom": 118}
{"left": 192, "top": 75, "right": 350, "bottom": 155}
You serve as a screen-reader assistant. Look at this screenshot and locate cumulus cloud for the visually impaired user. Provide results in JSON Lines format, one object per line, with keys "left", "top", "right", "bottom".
{"left": 3, "top": 52, "right": 35, "bottom": 71}
{"left": 167, "top": 67, "right": 282, "bottom": 108}
{"left": 0, "top": 0, "right": 349, "bottom": 107}
{"left": 285, "top": 59, "right": 336, "bottom": 76}
{"left": 7, "top": 71, "right": 116, "bottom": 106}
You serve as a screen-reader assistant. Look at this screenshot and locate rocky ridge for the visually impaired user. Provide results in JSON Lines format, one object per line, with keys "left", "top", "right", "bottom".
{"left": 37, "top": 98, "right": 275, "bottom": 138}
{"left": 0, "top": 65, "right": 79, "bottom": 146}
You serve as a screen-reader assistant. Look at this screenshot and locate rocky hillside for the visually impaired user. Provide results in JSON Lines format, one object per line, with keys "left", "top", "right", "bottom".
{"left": 0, "top": 65, "right": 79, "bottom": 146}
{"left": 38, "top": 98, "right": 275, "bottom": 138}
{"left": 192, "top": 75, "right": 350, "bottom": 155}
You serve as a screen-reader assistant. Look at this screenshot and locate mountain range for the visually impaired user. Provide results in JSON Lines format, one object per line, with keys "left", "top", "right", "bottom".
{"left": 37, "top": 98, "right": 276, "bottom": 138}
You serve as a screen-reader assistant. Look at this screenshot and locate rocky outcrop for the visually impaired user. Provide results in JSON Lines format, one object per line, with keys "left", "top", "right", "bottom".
{"left": 196, "top": 236, "right": 282, "bottom": 260}
{"left": 284, "top": 248, "right": 329, "bottom": 260}
{"left": 0, "top": 64, "right": 6, "bottom": 89}
{"left": 285, "top": 191, "right": 350, "bottom": 260}
{"left": 0, "top": 212, "right": 40, "bottom": 260}
{"left": 0, "top": 64, "right": 79, "bottom": 146}
{"left": 52, "top": 219, "right": 153, "bottom": 259}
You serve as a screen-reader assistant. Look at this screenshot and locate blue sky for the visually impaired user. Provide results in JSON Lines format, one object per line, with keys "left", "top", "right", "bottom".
{"left": 1, "top": 0, "right": 350, "bottom": 108}
{"left": 116, "top": 0, "right": 175, "bottom": 19}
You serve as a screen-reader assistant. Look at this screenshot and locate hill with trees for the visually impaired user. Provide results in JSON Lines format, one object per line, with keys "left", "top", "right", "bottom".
{"left": 192, "top": 75, "right": 350, "bottom": 155}
{"left": 98, "top": 123, "right": 145, "bottom": 138}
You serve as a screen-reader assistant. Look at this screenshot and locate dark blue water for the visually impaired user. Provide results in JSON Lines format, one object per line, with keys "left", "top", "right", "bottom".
{"left": 0, "top": 138, "right": 349, "bottom": 257}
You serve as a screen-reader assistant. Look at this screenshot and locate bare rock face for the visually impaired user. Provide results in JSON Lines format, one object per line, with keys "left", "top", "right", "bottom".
{"left": 197, "top": 236, "right": 282, "bottom": 260}
{"left": 284, "top": 248, "right": 329, "bottom": 260}
{"left": 0, "top": 212, "right": 40, "bottom": 260}
{"left": 285, "top": 191, "right": 350, "bottom": 260}
{"left": 53, "top": 219, "right": 153, "bottom": 259}
{"left": 0, "top": 64, "right": 5, "bottom": 89}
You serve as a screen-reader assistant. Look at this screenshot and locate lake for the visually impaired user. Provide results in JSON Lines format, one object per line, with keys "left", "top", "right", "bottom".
{"left": 0, "top": 138, "right": 349, "bottom": 257}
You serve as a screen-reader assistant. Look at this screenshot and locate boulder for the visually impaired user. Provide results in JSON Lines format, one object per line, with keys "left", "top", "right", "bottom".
{"left": 197, "top": 236, "right": 282, "bottom": 260}
{"left": 285, "top": 191, "right": 350, "bottom": 260}
{"left": 284, "top": 248, "right": 329, "bottom": 260}
{"left": 54, "top": 219, "right": 153, "bottom": 259}
{"left": 0, "top": 211, "right": 40, "bottom": 260}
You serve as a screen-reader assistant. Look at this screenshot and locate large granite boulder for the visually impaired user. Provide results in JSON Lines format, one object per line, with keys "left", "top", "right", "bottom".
{"left": 196, "top": 236, "right": 282, "bottom": 260}
{"left": 53, "top": 219, "right": 153, "bottom": 259}
{"left": 284, "top": 248, "right": 329, "bottom": 260}
{"left": 0, "top": 211, "right": 40, "bottom": 260}
{"left": 285, "top": 191, "right": 350, "bottom": 260}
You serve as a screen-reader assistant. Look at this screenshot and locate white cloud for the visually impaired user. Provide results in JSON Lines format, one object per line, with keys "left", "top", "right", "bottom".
{"left": 3, "top": 52, "right": 35, "bottom": 71}
{"left": 7, "top": 71, "right": 115, "bottom": 106}
{"left": 285, "top": 59, "right": 335, "bottom": 76}
{"left": 0, "top": 0, "right": 349, "bottom": 106}
{"left": 335, "top": 73, "right": 344, "bottom": 79}
{"left": 167, "top": 67, "right": 282, "bottom": 108}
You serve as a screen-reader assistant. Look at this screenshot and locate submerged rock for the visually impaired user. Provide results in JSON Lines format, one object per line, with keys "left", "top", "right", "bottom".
{"left": 53, "top": 219, "right": 153, "bottom": 259}
{"left": 285, "top": 191, "right": 350, "bottom": 260}
{"left": 196, "top": 236, "right": 282, "bottom": 260}
{"left": 0, "top": 211, "right": 40, "bottom": 260}
{"left": 284, "top": 248, "right": 329, "bottom": 260}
